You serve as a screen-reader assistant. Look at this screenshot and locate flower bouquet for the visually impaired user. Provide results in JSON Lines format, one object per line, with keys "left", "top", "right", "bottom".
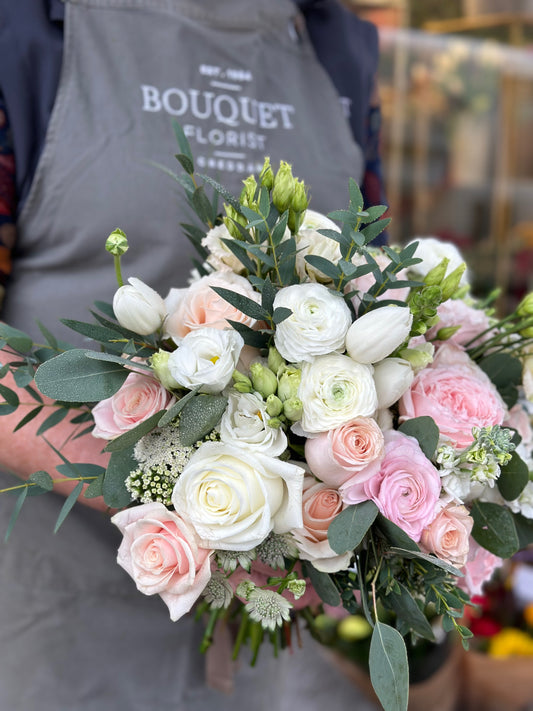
{"left": 2, "top": 126, "right": 533, "bottom": 711}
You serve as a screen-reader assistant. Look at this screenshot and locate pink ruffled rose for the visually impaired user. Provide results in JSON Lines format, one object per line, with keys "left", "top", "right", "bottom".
{"left": 420, "top": 503, "right": 473, "bottom": 567}
{"left": 399, "top": 343, "right": 506, "bottom": 449}
{"left": 341, "top": 430, "right": 441, "bottom": 542}
{"left": 427, "top": 299, "right": 494, "bottom": 347}
{"left": 305, "top": 418, "right": 384, "bottom": 488}
{"left": 92, "top": 371, "right": 175, "bottom": 440}
{"left": 112, "top": 503, "right": 213, "bottom": 621}
{"left": 164, "top": 271, "right": 259, "bottom": 340}
{"left": 458, "top": 538, "right": 503, "bottom": 597}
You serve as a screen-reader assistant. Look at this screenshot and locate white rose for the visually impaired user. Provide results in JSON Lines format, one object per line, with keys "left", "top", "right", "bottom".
{"left": 219, "top": 391, "right": 288, "bottom": 457}
{"left": 172, "top": 441, "right": 304, "bottom": 550}
{"left": 295, "top": 210, "right": 342, "bottom": 284}
{"left": 113, "top": 277, "right": 166, "bottom": 335}
{"left": 407, "top": 236, "right": 469, "bottom": 286}
{"left": 373, "top": 357, "right": 414, "bottom": 409}
{"left": 167, "top": 327, "right": 244, "bottom": 394}
{"left": 201, "top": 223, "right": 246, "bottom": 274}
{"left": 345, "top": 305, "right": 413, "bottom": 364}
{"left": 273, "top": 283, "right": 352, "bottom": 363}
{"left": 298, "top": 354, "right": 378, "bottom": 433}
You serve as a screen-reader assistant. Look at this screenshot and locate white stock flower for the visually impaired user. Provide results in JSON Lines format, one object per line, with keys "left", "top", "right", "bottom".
{"left": 295, "top": 209, "right": 342, "bottom": 284}
{"left": 345, "top": 305, "right": 413, "bottom": 365}
{"left": 219, "top": 391, "right": 288, "bottom": 457}
{"left": 407, "top": 236, "right": 469, "bottom": 286}
{"left": 172, "top": 441, "right": 304, "bottom": 550}
{"left": 273, "top": 283, "right": 352, "bottom": 363}
{"left": 113, "top": 277, "right": 166, "bottom": 335}
{"left": 167, "top": 327, "right": 244, "bottom": 394}
{"left": 298, "top": 354, "right": 378, "bottom": 433}
{"left": 373, "top": 357, "right": 414, "bottom": 409}
{"left": 201, "top": 223, "right": 246, "bottom": 274}
{"left": 508, "top": 481, "right": 533, "bottom": 519}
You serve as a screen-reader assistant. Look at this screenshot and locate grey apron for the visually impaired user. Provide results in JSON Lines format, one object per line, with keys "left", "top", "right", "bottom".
{"left": 0, "top": 1, "right": 376, "bottom": 709}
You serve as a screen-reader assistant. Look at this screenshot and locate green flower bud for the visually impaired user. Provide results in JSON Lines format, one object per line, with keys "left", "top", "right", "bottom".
{"left": 223, "top": 204, "right": 247, "bottom": 239}
{"left": 250, "top": 362, "right": 278, "bottom": 398}
{"left": 436, "top": 325, "right": 462, "bottom": 341}
{"left": 240, "top": 175, "right": 258, "bottom": 209}
{"left": 272, "top": 161, "right": 295, "bottom": 213}
{"left": 277, "top": 365, "right": 301, "bottom": 401}
{"left": 517, "top": 292, "right": 533, "bottom": 318}
{"left": 398, "top": 343, "right": 434, "bottom": 371}
{"left": 235, "top": 580, "right": 256, "bottom": 601}
{"left": 440, "top": 263, "right": 467, "bottom": 301}
{"left": 266, "top": 394, "right": 283, "bottom": 417}
{"left": 267, "top": 346, "right": 285, "bottom": 376}
{"left": 105, "top": 228, "right": 129, "bottom": 256}
{"left": 287, "top": 579, "right": 306, "bottom": 600}
{"left": 150, "top": 349, "right": 180, "bottom": 391}
{"left": 232, "top": 369, "right": 253, "bottom": 393}
{"left": 423, "top": 257, "right": 449, "bottom": 286}
{"left": 283, "top": 397, "right": 303, "bottom": 422}
{"left": 291, "top": 179, "right": 309, "bottom": 214}
{"left": 259, "top": 157, "right": 274, "bottom": 191}
{"left": 267, "top": 417, "right": 284, "bottom": 429}
{"left": 337, "top": 615, "right": 372, "bottom": 641}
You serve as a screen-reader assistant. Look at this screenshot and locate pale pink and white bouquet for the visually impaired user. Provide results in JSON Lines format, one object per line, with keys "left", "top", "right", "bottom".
{"left": 2, "top": 127, "right": 533, "bottom": 711}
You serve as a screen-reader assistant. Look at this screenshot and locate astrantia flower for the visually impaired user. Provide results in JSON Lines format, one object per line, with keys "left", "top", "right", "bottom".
{"left": 256, "top": 532, "right": 298, "bottom": 570}
{"left": 216, "top": 548, "right": 257, "bottom": 574}
{"left": 202, "top": 572, "right": 234, "bottom": 609}
{"left": 245, "top": 589, "right": 292, "bottom": 631}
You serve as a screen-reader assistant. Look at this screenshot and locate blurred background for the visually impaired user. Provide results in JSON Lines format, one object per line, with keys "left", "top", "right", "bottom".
{"left": 347, "top": 0, "right": 533, "bottom": 311}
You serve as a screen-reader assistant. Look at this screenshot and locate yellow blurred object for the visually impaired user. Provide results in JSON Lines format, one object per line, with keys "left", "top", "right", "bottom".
{"left": 488, "top": 628, "right": 533, "bottom": 657}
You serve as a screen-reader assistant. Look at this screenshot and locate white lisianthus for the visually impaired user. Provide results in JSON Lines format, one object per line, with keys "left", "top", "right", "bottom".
{"left": 345, "top": 305, "right": 413, "bottom": 365}
{"left": 273, "top": 283, "right": 352, "bottom": 363}
{"left": 373, "top": 357, "right": 414, "bottom": 409}
{"left": 295, "top": 209, "right": 342, "bottom": 284}
{"left": 219, "top": 391, "right": 288, "bottom": 457}
{"left": 407, "top": 236, "right": 469, "bottom": 286}
{"left": 167, "top": 327, "right": 244, "bottom": 394}
{"left": 201, "top": 223, "right": 246, "bottom": 274}
{"left": 298, "top": 354, "right": 378, "bottom": 433}
{"left": 113, "top": 277, "right": 166, "bottom": 335}
{"left": 172, "top": 442, "right": 304, "bottom": 550}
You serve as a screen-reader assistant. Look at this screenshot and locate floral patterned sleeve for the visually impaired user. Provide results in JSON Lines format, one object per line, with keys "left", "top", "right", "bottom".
{"left": 0, "top": 90, "right": 16, "bottom": 306}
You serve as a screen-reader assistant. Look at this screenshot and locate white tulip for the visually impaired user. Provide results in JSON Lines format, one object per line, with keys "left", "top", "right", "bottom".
{"left": 345, "top": 305, "right": 413, "bottom": 364}
{"left": 113, "top": 277, "right": 166, "bottom": 335}
{"left": 373, "top": 357, "right": 414, "bottom": 409}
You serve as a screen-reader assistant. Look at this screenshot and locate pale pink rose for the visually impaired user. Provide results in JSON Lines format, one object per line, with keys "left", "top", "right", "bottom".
{"left": 164, "top": 271, "right": 259, "bottom": 340}
{"left": 112, "top": 503, "right": 213, "bottom": 621}
{"left": 305, "top": 418, "right": 384, "bottom": 488}
{"left": 426, "top": 299, "right": 494, "bottom": 347}
{"left": 399, "top": 343, "right": 506, "bottom": 449}
{"left": 458, "top": 538, "right": 503, "bottom": 597}
{"left": 348, "top": 253, "right": 410, "bottom": 307}
{"left": 504, "top": 404, "right": 532, "bottom": 446}
{"left": 342, "top": 430, "right": 441, "bottom": 542}
{"left": 92, "top": 371, "right": 175, "bottom": 440}
{"left": 420, "top": 503, "right": 473, "bottom": 567}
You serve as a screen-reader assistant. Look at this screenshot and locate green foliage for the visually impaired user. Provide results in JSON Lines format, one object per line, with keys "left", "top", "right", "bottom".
{"left": 178, "top": 394, "right": 228, "bottom": 447}
{"left": 471, "top": 501, "right": 520, "bottom": 558}
{"left": 478, "top": 352, "right": 522, "bottom": 408}
{"left": 369, "top": 622, "right": 409, "bottom": 711}
{"left": 497, "top": 451, "right": 529, "bottom": 501}
{"left": 398, "top": 416, "right": 440, "bottom": 460}
{"left": 327, "top": 501, "right": 379, "bottom": 555}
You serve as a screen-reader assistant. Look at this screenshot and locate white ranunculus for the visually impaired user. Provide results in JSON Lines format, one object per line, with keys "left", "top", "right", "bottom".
{"left": 373, "top": 357, "right": 414, "bottom": 409}
{"left": 201, "top": 223, "right": 246, "bottom": 274}
{"left": 407, "top": 236, "right": 469, "bottom": 286}
{"left": 113, "top": 277, "right": 166, "bottom": 335}
{"left": 167, "top": 327, "right": 244, "bottom": 394}
{"left": 219, "top": 391, "right": 288, "bottom": 457}
{"left": 172, "top": 442, "right": 304, "bottom": 550}
{"left": 295, "top": 209, "right": 342, "bottom": 284}
{"left": 298, "top": 354, "right": 378, "bottom": 433}
{"left": 345, "top": 305, "right": 413, "bottom": 364}
{"left": 273, "top": 283, "right": 352, "bottom": 363}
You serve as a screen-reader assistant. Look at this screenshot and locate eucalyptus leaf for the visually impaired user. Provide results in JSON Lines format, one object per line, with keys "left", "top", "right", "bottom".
{"left": 157, "top": 387, "right": 200, "bottom": 428}
{"left": 84, "top": 351, "right": 152, "bottom": 371}
{"left": 497, "top": 451, "right": 529, "bottom": 501}
{"left": 328, "top": 501, "right": 379, "bottom": 554}
{"left": 478, "top": 353, "right": 522, "bottom": 408}
{"left": 0, "top": 323, "right": 33, "bottom": 353}
{"left": 513, "top": 512, "right": 533, "bottom": 549}
{"left": 13, "top": 367, "right": 34, "bottom": 389}
{"left": 104, "top": 410, "right": 166, "bottom": 452}
{"left": 60, "top": 319, "right": 124, "bottom": 344}
{"left": 398, "top": 416, "right": 439, "bottom": 460}
{"left": 84, "top": 473, "right": 105, "bottom": 499}
{"left": 302, "top": 562, "right": 341, "bottom": 606}
{"left": 198, "top": 173, "right": 240, "bottom": 211}
{"left": 225, "top": 320, "right": 270, "bottom": 349}
{"left": 54, "top": 482, "right": 84, "bottom": 533}
{"left": 172, "top": 118, "right": 193, "bottom": 160}
{"left": 471, "top": 501, "right": 519, "bottom": 558}
{"left": 304, "top": 255, "right": 341, "bottom": 281}
{"left": 13, "top": 405, "right": 44, "bottom": 432}
{"left": 35, "top": 349, "right": 129, "bottom": 402}
{"left": 102, "top": 447, "right": 137, "bottom": 508}
{"left": 388, "top": 547, "right": 463, "bottom": 577}
{"left": 36, "top": 407, "right": 70, "bottom": 436}
{"left": 28, "top": 470, "right": 54, "bottom": 492}
{"left": 369, "top": 622, "right": 409, "bottom": 711}
{"left": 4, "top": 488, "right": 28, "bottom": 542}
{"left": 175, "top": 153, "right": 194, "bottom": 175}
{"left": 178, "top": 394, "right": 228, "bottom": 447}
{"left": 387, "top": 583, "right": 435, "bottom": 642}
{"left": 210, "top": 287, "right": 269, "bottom": 321}
{"left": 375, "top": 514, "right": 420, "bottom": 552}
{"left": 0, "top": 383, "right": 20, "bottom": 409}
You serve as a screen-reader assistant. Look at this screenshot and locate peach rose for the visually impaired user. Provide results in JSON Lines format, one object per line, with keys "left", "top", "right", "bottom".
{"left": 112, "top": 503, "right": 213, "bottom": 621}
{"left": 164, "top": 271, "right": 259, "bottom": 340}
{"left": 458, "top": 538, "right": 503, "bottom": 597}
{"left": 92, "top": 371, "right": 175, "bottom": 440}
{"left": 304, "top": 418, "right": 384, "bottom": 488}
{"left": 291, "top": 476, "right": 352, "bottom": 573}
{"left": 342, "top": 430, "right": 441, "bottom": 542}
{"left": 400, "top": 343, "right": 506, "bottom": 449}
{"left": 420, "top": 503, "right": 473, "bottom": 567}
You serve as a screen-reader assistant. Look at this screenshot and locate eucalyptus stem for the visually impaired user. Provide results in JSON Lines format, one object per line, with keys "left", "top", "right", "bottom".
{"left": 0, "top": 475, "right": 98, "bottom": 495}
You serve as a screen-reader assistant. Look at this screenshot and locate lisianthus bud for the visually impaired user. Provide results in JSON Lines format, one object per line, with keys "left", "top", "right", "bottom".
{"left": 240, "top": 175, "right": 258, "bottom": 209}
{"left": 517, "top": 292, "right": 533, "bottom": 318}
{"left": 268, "top": 346, "right": 285, "bottom": 376}
{"left": 259, "top": 157, "right": 274, "bottom": 190}
{"left": 113, "top": 277, "right": 166, "bottom": 335}
{"left": 277, "top": 365, "right": 301, "bottom": 401}
{"left": 440, "top": 264, "right": 467, "bottom": 301}
{"left": 266, "top": 394, "right": 283, "bottom": 417}
{"left": 283, "top": 397, "right": 303, "bottom": 422}
{"left": 272, "top": 161, "right": 295, "bottom": 213}
{"left": 345, "top": 305, "right": 413, "bottom": 364}
{"left": 151, "top": 349, "right": 180, "bottom": 390}
{"left": 373, "top": 357, "right": 414, "bottom": 409}
{"left": 268, "top": 417, "right": 284, "bottom": 429}
{"left": 398, "top": 342, "right": 434, "bottom": 372}
{"left": 436, "top": 325, "right": 462, "bottom": 341}
{"left": 223, "top": 204, "right": 247, "bottom": 239}
{"left": 291, "top": 179, "right": 309, "bottom": 214}
{"left": 250, "top": 362, "right": 278, "bottom": 398}
{"left": 337, "top": 615, "right": 372, "bottom": 641}
{"left": 232, "top": 369, "right": 253, "bottom": 393}
{"left": 105, "top": 228, "right": 129, "bottom": 256}
{"left": 423, "top": 257, "right": 449, "bottom": 286}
